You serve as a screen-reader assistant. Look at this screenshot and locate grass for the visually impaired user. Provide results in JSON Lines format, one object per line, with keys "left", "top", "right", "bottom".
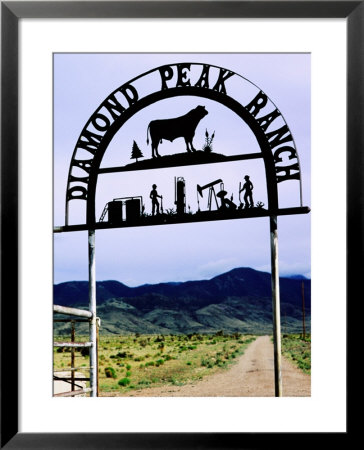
{"left": 281, "top": 334, "right": 311, "bottom": 374}
{"left": 53, "top": 332, "right": 256, "bottom": 394}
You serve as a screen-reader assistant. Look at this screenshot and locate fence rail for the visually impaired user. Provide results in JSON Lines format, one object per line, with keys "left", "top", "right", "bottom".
{"left": 54, "top": 341, "right": 93, "bottom": 348}
{"left": 53, "top": 304, "right": 92, "bottom": 318}
{"left": 54, "top": 388, "right": 92, "bottom": 398}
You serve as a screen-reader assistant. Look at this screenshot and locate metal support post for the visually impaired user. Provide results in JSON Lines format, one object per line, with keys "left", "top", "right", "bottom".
{"left": 88, "top": 229, "right": 97, "bottom": 397}
{"left": 270, "top": 215, "right": 282, "bottom": 397}
{"left": 71, "top": 321, "right": 75, "bottom": 392}
{"left": 96, "top": 318, "right": 100, "bottom": 397}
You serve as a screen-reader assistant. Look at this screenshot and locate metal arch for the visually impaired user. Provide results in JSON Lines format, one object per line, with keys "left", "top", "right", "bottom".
{"left": 84, "top": 87, "right": 278, "bottom": 226}
{"left": 65, "top": 62, "right": 301, "bottom": 226}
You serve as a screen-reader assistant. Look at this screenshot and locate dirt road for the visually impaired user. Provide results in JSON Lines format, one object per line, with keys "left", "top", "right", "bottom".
{"left": 103, "top": 336, "right": 310, "bottom": 397}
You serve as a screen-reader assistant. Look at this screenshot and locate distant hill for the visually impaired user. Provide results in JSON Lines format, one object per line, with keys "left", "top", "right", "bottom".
{"left": 54, "top": 267, "right": 310, "bottom": 335}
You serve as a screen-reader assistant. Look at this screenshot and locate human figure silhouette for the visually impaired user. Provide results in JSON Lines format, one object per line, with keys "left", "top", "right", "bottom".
{"left": 240, "top": 175, "right": 254, "bottom": 208}
{"left": 150, "top": 184, "right": 162, "bottom": 215}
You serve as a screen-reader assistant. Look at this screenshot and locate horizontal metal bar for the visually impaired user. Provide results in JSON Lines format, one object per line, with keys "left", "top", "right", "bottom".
{"left": 54, "top": 388, "right": 92, "bottom": 398}
{"left": 53, "top": 305, "right": 92, "bottom": 318}
{"left": 54, "top": 342, "right": 92, "bottom": 348}
{"left": 54, "top": 377, "right": 90, "bottom": 382}
{"left": 53, "top": 206, "right": 310, "bottom": 233}
{"left": 54, "top": 318, "right": 90, "bottom": 323}
{"left": 53, "top": 367, "right": 93, "bottom": 373}
{"left": 270, "top": 206, "right": 311, "bottom": 216}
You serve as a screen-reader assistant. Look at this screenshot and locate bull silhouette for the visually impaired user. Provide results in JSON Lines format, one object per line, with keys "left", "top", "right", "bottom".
{"left": 146, "top": 105, "right": 208, "bottom": 158}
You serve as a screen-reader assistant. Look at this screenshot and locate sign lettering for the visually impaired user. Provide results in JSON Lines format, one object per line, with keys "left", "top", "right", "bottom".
{"left": 66, "top": 63, "right": 302, "bottom": 223}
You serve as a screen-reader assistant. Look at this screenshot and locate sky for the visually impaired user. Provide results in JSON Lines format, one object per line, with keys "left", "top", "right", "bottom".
{"left": 53, "top": 53, "right": 311, "bottom": 286}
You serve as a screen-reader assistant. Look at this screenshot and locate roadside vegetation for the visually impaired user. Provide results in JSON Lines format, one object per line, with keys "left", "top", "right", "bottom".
{"left": 281, "top": 334, "right": 311, "bottom": 374}
{"left": 54, "top": 332, "right": 256, "bottom": 394}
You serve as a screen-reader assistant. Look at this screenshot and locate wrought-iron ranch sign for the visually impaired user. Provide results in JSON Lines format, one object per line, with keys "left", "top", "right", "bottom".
{"left": 54, "top": 62, "right": 310, "bottom": 398}
{"left": 60, "top": 62, "right": 307, "bottom": 229}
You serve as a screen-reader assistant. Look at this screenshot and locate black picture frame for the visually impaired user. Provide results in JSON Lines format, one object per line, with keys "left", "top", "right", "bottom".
{"left": 1, "top": 1, "right": 355, "bottom": 448}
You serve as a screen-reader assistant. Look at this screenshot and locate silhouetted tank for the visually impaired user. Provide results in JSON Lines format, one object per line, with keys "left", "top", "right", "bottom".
{"left": 175, "top": 176, "right": 186, "bottom": 215}
{"left": 108, "top": 201, "right": 123, "bottom": 224}
{"left": 125, "top": 198, "right": 141, "bottom": 223}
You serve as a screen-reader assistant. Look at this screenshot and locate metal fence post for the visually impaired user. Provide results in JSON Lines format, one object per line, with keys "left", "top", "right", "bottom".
{"left": 270, "top": 215, "right": 282, "bottom": 397}
{"left": 71, "top": 321, "right": 75, "bottom": 392}
{"left": 88, "top": 229, "right": 97, "bottom": 397}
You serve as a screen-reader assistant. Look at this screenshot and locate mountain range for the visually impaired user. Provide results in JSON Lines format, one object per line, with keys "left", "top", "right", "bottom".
{"left": 53, "top": 267, "right": 310, "bottom": 335}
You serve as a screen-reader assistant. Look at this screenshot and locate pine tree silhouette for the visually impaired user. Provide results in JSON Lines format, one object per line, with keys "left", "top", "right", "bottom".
{"left": 130, "top": 140, "right": 144, "bottom": 162}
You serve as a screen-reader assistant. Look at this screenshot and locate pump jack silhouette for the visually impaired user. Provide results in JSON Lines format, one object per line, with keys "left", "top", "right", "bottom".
{"left": 197, "top": 179, "right": 237, "bottom": 212}
{"left": 197, "top": 179, "right": 222, "bottom": 211}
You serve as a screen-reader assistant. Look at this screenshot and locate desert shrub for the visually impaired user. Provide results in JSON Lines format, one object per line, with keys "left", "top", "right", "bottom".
{"left": 201, "top": 357, "right": 214, "bottom": 368}
{"left": 118, "top": 377, "right": 131, "bottom": 387}
{"left": 232, "top": 332, "right": 242, "bottom": 340}
{"left": 104, "top": 367, "right": 117, "bottom": 379}
{"left": 126, "top": 371, "right": 131, "bottom": 377}
{"left": 169, "top": 377, "right": 184, "bottom": 386}
{"left": 126, "top": 364, "right": 131, "bottom": 370}
{"left": 155, "top": 359, "right": 164, "bottom": 367}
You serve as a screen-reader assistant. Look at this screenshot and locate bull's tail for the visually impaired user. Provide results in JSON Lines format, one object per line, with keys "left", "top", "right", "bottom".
{"left": 146, "top": 123, "right": 150, "bottom": 145}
